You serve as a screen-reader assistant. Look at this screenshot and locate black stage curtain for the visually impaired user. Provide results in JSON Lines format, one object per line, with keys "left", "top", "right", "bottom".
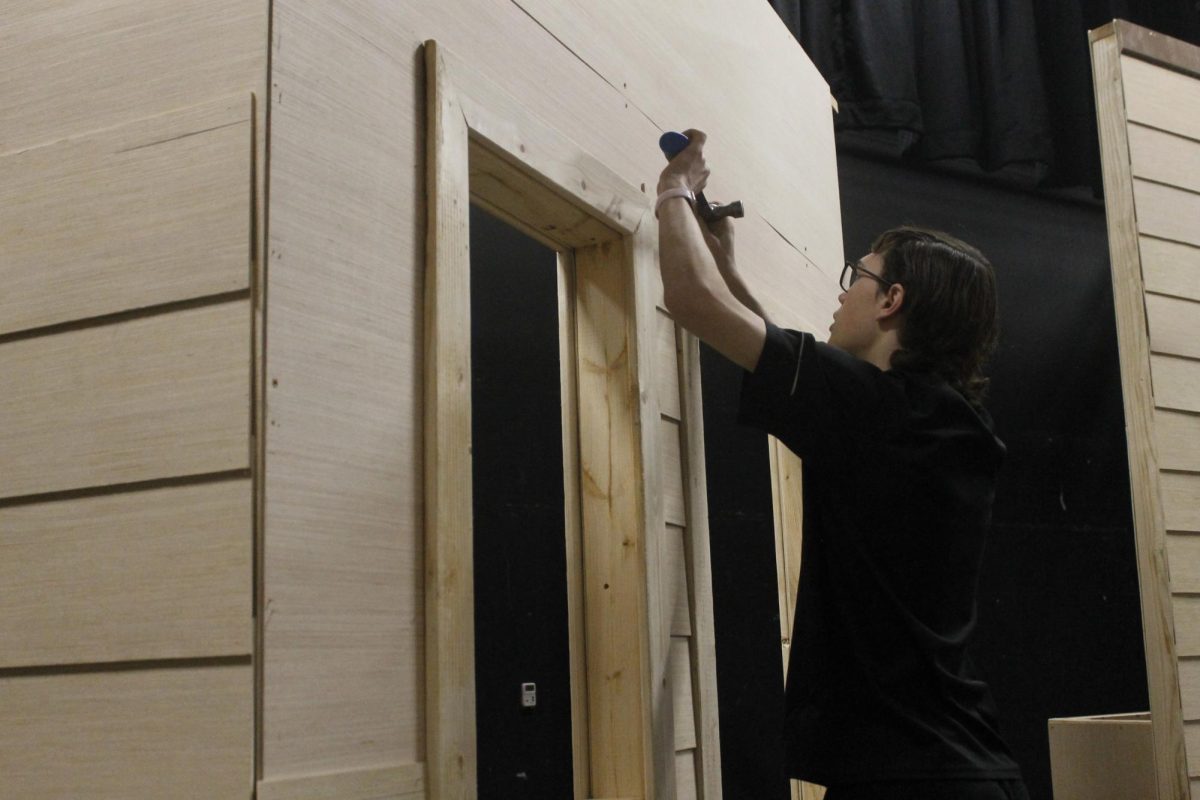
{"left": 769, "top": 0, "right": 1200, "bottom": 189}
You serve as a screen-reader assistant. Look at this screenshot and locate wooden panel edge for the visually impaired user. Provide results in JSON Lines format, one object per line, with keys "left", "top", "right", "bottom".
{"left": 1114, "top": 20, "right": 1200, "bottom": 81}
{"left": 422, "top": 39, "right": 478, "bottom": 798}
{"left": 256, "top": 762, "right": 425, "bottom": 800}
{"left": 1092, "top": 31, "right": 1192, "bottom": 798}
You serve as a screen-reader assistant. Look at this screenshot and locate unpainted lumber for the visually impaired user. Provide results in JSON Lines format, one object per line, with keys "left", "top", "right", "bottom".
{"left": 0, "top": 662, "right": 252, "bottom": 798}
{"left": 256, "top": 762, "right": 426, "bottom": 800}
{"left": 0, "top": 480, "right": 251, "bottom": 669}
{"left": 0, "top": 96, "right": 252, "bottom": 336}
{"left": 0, "top": 300, "right": 251, "bottom": 500}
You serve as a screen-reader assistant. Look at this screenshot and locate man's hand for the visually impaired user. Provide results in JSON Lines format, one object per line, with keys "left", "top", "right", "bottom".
{"left": 657, "top": 128, "right": 711, "bottom": 195}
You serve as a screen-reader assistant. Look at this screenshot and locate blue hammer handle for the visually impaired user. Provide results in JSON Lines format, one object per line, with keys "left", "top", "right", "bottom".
{"left": 657, "top": 132, "right": 745, "bottom": 221}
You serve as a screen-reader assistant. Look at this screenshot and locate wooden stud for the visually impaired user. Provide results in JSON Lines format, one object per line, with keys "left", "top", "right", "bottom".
{"left": 1092, "top": 26, "right": 1191, "bottom": 798}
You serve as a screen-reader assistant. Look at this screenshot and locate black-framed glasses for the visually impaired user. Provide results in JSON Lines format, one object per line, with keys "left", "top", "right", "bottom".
{"left": 840, "top": 259, "right": 895, "bottom": 293}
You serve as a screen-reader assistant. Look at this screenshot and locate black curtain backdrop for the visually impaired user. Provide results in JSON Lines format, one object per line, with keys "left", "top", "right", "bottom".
{"left": 768, "top": 0, "right": 1200, "bottom": 189}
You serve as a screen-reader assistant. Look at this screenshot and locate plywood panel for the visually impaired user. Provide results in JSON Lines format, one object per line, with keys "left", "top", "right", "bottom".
{"left": 0, "top": 662, "right": 252, "bottom": 798}
{"left": 1163, "top": 473, "right": 1200, "bottom": 532}
{"left": 1128, "top": 123, "right": 1200, "bottom": 194}
{"left": 657, "top": 309, "right": 682, "bottom": 421}
{"left": 0, "top": 300, "right": 251, "bottom": 500}
{"left": 1157, "top": 411, "right": 1200, "bottom": 472}
{"left": 671, "top": 636, "right": 697, "bottom": 751}
{"left": 1154, "top": 354, "right": 1200, "bottom": 413}
{"left": 265, "top": 0, "right": 422, "bottom": 777}
{"left": 1133, "top": 179, "right": 1200, "bottom": 247}
{"left": 1147, "top": 294, "right": 1200, "bottom": 360}
{"left": 1141, "top": 236, "right": 1200, "bottom": 302}
{"left": 0, "top": 479, "right": 251, "bottom": 669}
{"left": 661, "top": 418, "right": 686, "bottom": 526}
{"left": 1176, "top": 598, "right": 1200, "bottom": 659}
{"left": 0, "top": 0, "right": 268, "bottom": 155}
{"left": 665, "top": 524, "right": 692, "bottom": 637}
{"left": 675, "top": 749, "right": 699, "bottom": 800}
{"left": 0, "top": 96, "right": 252, "bottom": 336}
{"left": 1122, "top": 54, "right": 1200, "bottom": 141}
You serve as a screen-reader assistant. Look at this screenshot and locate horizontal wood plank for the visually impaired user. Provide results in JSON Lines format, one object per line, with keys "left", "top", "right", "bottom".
{"left": 257, "top": 763, "right": 425, "bottom": 800}
{"left": 0, "top": 300, "right": 251, "bottom": 500}
{"left": 0, "top": 96, "right": 252, "bottom": 336}
{"left": 0, "top": 480, "right": 252, "bottom": 668}
{"left": 657, "top": 309, "right": 681, "bottom": 421}
{"left": 1163, "top": 472, "right": 1200, "bottom": 532}
{"left": 1122, "top": 55, "right": 1200, "bottom": 141}
{"left": 1168, "top": 534, "right": 1200, "bottom": 589}
{"left": 1180, "top": 657, "right": 1200, "bottom": 719}
{"left": 1153, "top": 354, "right": 1200, "bottom": 413}
{"left": 1188, "top": 721, "right": 1200, "bottom": 777}
{"left": 675, "top": 748, "right": 698, "bottom": 800}
{"left": 671, "top": 636, "right": 697, "bottom": 751}
{"left": 1133, "top": 179, "right": 1200, "bottom": 247}
{"left": 0, "top": 662, "right": 252, "bottom": 798}
{"left": 1175, "top": 596, "right": 1200, "bottom": 658}
{"left": 1128, "top": 123, "right": 1200, "bottom": 194}
{"left": 1155, "top": 410, "right": 1200, "bottom": 472}
{"left": 1141, "top": 236, "right": 1200, "bottom": 302}
{"left": 665, "top": 523, "right": 692, "bottom": 637}
{"left": 1147, "top": 293, "right": 1200, "bottom": 360}
{"left": 660, "top": 418, "right": 686, "bottom": 527}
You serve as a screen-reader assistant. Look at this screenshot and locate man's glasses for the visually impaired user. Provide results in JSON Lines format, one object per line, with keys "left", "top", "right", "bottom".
{"left": 840, "top": 260, "right": 896, "bottom": 293}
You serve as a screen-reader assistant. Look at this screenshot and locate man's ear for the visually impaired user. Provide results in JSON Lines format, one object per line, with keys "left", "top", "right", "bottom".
{"left": 877, "top": 283, "right": 905, "bottom": 321}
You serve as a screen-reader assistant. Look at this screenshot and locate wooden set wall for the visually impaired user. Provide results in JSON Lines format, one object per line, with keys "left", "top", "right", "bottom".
{"left": 1, "top": 1, "right": 840, "bottom": 798}
{"left": 1091, "top": 20, "right": 1200, "bottom": 800}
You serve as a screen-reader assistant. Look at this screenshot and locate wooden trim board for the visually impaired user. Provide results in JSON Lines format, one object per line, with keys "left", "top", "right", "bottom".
{"left": 256, "top": 762, "right": 425, "bottom": 800}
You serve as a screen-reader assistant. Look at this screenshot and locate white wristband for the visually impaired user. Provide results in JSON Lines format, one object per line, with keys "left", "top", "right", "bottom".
{"left": 655, "top": 187, "right": 696, "bottom": 218}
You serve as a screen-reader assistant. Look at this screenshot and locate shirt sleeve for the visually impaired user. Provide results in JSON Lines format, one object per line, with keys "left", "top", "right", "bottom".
{"left": 738, "top": 321, "right": 891, "bottom": 471}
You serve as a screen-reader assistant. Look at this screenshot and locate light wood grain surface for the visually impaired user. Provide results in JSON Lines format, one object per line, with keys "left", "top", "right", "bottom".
{"left": 0, "top": 662, "right": 252, "bottom": 798}
{"left": 0, "top": 479, "right": 251, "bottom": 669}
{"left": 0, "top": 300, "right": 251, "bottom": 500}
{"left": 0, "top": 96, "right": 252, "bottom": 336}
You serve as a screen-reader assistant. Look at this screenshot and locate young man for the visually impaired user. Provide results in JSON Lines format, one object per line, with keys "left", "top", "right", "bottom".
{"left": 656, "top": 130, "right": 1028, "bottom": 800}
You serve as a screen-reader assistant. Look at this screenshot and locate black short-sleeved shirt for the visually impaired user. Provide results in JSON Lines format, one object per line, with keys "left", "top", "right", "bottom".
{"left": 739, "top": 322, "right": 1022, "bottom": 785}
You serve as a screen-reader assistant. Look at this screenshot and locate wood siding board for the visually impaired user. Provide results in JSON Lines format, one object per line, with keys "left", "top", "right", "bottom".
{"left": 661, "top": 418, "right": 687, "bottom": 527}
{"left": 675, "top": 749, "right": 699, "bottom": 800}
{"left": 0, "top": 662, "right": 252, "bottom": 798}
{"left": 0, "top": 480, "right": 252, "bottom": 669}
{"left": 671, "top": 636, "right": 698, "bottom": 751}
{"left": 256, "top": 763, "right": 426, "bottom": 800}
{"left": 1154, "top": 355, "right": 1200, "bottom": 413}
{"left": 0, "top": 96, "right": 252, "bottom": 336}
{"left": 1164, "top": 473, "right": 1200, "bottom": 533}
{"left": 1129, "top": 123, "right": 1200, "bottom": 194}
{"left": 1184, "top": 658, "right": 1200, "bottom": 720}
{"left": 1156, "top": 411, "right": 1200, "bottom": 472}
{"left": 1122, "top": 54, "right": 1200, "bottom": 141}
{"left": 1092, "top": 28, "right": 1192, "bottom": 797}
{"left": 1177, "top": 599, "right": 1200, "bottom": 660}
{"left": 1134, "top": 179, "right": 1200, "bottom": 247}
{"left": 0, "top": 300, "right": 251, "bottom": 500}
{"left": 1141, "top": 237, "right": 1200, "bottom": 302}
{"left": 1148, "top": 293, "right": 1200, "bottom": 362}
{"left": 666, "top": 524, "right": 693, "bottom": 637}
{"left": 657, "top": 309, "right": 682, "bottom": 421}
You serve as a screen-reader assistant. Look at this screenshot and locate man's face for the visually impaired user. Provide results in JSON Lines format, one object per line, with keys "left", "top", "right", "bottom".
{"left": 828, "top": 251, "right": 887, "bottom": 357}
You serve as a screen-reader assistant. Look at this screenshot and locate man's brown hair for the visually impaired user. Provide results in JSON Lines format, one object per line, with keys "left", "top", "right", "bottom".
{"left": 871, "top": 226, "right": 1000, "bottom": 407}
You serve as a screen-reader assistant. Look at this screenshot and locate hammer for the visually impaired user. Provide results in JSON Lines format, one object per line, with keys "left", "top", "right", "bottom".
{"left": 659, "top": 131, "right": 745, "bottom": 222}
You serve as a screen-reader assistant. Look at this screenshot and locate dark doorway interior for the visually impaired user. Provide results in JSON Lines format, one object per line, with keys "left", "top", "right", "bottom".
{"left": 470, "top": 204, "right": 575, "bottom": 798}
